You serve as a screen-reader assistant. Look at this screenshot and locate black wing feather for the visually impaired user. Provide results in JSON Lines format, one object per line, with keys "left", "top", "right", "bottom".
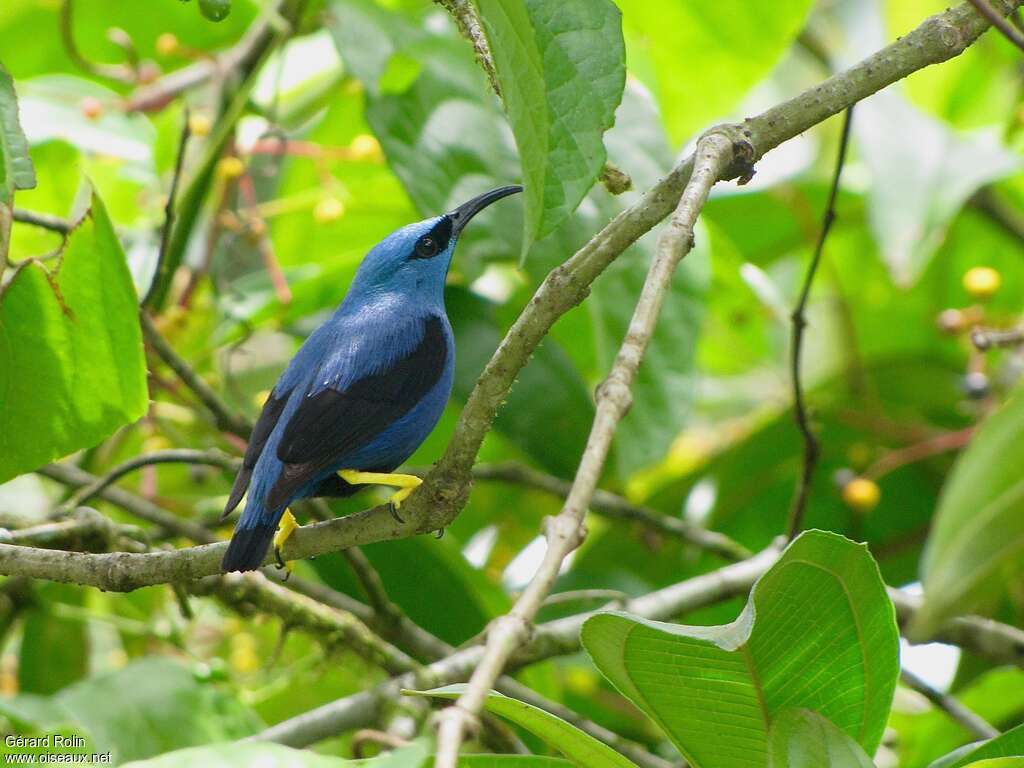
{"left": 265, "top": 316, "right": 447, "bottom": 511}
{"left": 222, "top": 388, "right": 291, "bottom": 518}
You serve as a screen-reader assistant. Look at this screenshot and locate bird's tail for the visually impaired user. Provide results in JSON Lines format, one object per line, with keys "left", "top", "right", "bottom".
{"left": 221, "top": 520, "right": 277, "bottom": 572}
{"left": 221, "top": 468, "right": 284, "bottom": 572}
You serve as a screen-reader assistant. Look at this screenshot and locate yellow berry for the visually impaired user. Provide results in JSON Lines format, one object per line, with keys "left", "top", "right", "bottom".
{"left": 155, "top": 33, "right": 179, "bottom": 57}
{"left": 188, "top": 113, "right": 213, "bottom": 137}
{"left": 229, "top": 632, "right": 259, "bottom": 674}
{"left": 963, "top": 267, "right": 1001, "bottom": 300}
{"left": 349, "top": 133, "right": 382, "bottom": 161}
{"left": 216, "top": 156, "right": 245, "bottom": 180}
{"left": 314, "top": 196, "right": 345, "bottom": 224}
{"left": 80, "top": 96, "right": 103, "bottom": 121}
{"left": 842, "top": 477, "right": 880, "bottom": 513}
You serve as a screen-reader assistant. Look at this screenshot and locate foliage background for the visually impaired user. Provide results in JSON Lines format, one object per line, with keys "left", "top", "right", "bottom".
{"left": 0, "top": 0, "right": 1023, "bottom": 766}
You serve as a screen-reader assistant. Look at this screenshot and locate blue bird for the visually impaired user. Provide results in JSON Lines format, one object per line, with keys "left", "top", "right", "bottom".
{"left": 221, "top": 185, "right": 522, "bottom": 572}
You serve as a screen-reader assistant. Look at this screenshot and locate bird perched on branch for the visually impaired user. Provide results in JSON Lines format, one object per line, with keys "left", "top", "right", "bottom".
{"left": 220, "top": 185, "right": 522, "bottom": 572}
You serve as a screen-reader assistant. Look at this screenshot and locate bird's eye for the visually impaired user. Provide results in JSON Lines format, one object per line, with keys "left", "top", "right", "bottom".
{"left": 415, "top": 236, "right": 440, "bottom": 259}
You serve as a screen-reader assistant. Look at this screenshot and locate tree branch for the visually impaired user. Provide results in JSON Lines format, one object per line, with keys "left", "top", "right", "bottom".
{"left": 900, "top": 667, "right": 999, "bottom": 740}
{"left": 433, "top": 132, "right": 738, "bottom": 767}
{"left": 38, "top": 462, "right": 215, "bottom": 543}
{"left": 967, "top": 0, "right": 1024, "bottom": 49}
{"left": 5, "top": 0, "right": 1017, "bottom": 599}
{"left": 473, "top": 462, "right": 751, "bottom": 561}
{"left": 890, "top": 588, "right": 1024, "bottom": 666}
{"left": 785, "top": 107, "right": 854, "bottom": 540}
{"left": 434, "top": 0, "right": 501, "bottom": 97}
{"left": 12, "top": 208, "right": 73, "bottom": 235}
{"left": 253, "top": 546, "right": 781, "bottom": 748}
{"left": 125, "top": 2, "right": 293, "bottom": 112}
{"left": 140, "top": 312, "right": 253, "bottom": 438}
{"left": 57, "top": 448, "right": 238, "bottom": 514}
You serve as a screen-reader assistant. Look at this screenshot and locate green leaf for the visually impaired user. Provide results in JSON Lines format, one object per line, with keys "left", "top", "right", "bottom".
{"left": 0, "top": 190, "right": 148, "bottom": 484}
{"left": 122, "top": 743, "right": 349, "bottom": 768}
{"left": 855, "top": 90, "right": 1020, "bottom": 285}
{"left": 929, "top": 723, "right": 1024, "bottom": 768}
{"left": 0, "top": 658, "right": 263, "bottom": 764}
{"left": 913, "top": 383, "right": 1024, "bottom": 637}
{"left": 963, "top": 760, "right": 1024, "bottom": 768}
{"left": 476, "top": 0, "right": 625, "bottom": 250}
{"left": 617, "top": 0, "right": 814, "bottom": 144}
{"left": 408, "top": 685, "right": 639, "bottom": 768}
{"left": 769, "top": 709, "right": 876, "bottom": 768}
{"left": 0, "top": 62, "right": 36, "bottom": 204}
{"left": 449, "top": 287, "right": 593, "bottom": 478}
{"left": 581, "top": 531, "right": 900, "bottom": 767}
{"left": 18, "top": 583, "right": 88, "bottom": 694}
{"left": 123, "top": 745, "right": 570, "bottom": 768}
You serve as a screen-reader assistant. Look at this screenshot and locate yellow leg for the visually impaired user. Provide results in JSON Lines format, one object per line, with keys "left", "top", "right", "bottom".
{"left": 273, "top": 508, "right": 299, "bottom": 571}
{"left": 338, "top": 470, "right": 423, "bottom": 509}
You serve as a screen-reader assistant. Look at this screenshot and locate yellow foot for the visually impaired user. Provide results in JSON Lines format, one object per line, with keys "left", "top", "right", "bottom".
{"left": 337, "top": 470, "right": 423, "bottom": 519}
{"left": 273, "top": 509, "right": 299, "bottom": 573}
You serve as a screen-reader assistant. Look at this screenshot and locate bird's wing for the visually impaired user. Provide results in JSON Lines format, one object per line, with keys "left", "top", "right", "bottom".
{"left": 220, "top": 323, "right": 331, "bottom": 518}
{"left": 265, "top": 314, "right": 448, "bottom": 511}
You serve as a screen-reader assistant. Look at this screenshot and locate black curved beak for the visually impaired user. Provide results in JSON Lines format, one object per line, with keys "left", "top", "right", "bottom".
{"left": 449, "top": 185, "right": 522, "bottom": 237}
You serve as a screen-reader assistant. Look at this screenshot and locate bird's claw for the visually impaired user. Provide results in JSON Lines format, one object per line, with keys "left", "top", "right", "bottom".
{"left": 388, "top": 500, "right": 406, "bottom": 524}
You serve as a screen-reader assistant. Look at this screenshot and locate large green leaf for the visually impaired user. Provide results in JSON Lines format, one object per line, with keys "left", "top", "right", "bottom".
{"left": 913, "top": 383, "right": 1024, "bottom": 637}
{"left": 929, "top": 723, "right": 1024, "bottom": 768}
{"left": 0, "top": 62, "right": 35, "bottom": 204}
{"left": 409, "top": 685, "right": 638, "bottom": 768}
{"left": 581, "top": 531, "right": 899, "bottom": 767}
{"left": 122, "top": 743, "right": 349, "bottom": 768}
{"left": 0, "top": 191, "right": 148, "bottom": 483}
{"left": 768, "top": 709, "right": 876, "bottom": 768}
{"left": 124, "top": 744, "right": 570, "bottom": 768}
{"left": 0, "top": 658, "right": 263, "bottom": 764}
{"left": 617, "top": 0, "right": 814, "bottom": 144}
{"left": 476, "top": 0, "right": 625, "bottom": 249}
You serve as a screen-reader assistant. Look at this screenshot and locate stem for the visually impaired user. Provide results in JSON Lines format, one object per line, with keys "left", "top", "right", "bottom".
{"left": 785, "top": 107, "right": 854, "bottom": 540}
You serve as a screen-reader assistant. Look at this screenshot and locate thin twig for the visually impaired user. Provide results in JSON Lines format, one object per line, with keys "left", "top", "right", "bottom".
{"left": 971, "top": 326, "right": 1024, "bottom": 350}
{"left": 12, "top": 208, "right": 73, "bottom": 235}
{"left": 57, "top": 449, "right": 238, "bottom": 513}
{"left": 863, "top": 427, "right": 974, "bottom": 481}
{"left": 139, "top": 312, "right": 253, "bottom": 438}
{"left": 434, "top": 0, "right": 501, "bottom": 96}
{"left": 143, "top": 111, "right": 191, "bottom": 306}
{"left": 59, "top": 0, "right": 135, "bottom": 83}
{"left": 432, "top": 132, "right": 735, "bottom": 768}
{"left": 472, "top": 462, "right": 751, "bottom": 561}
{"left": 125, "top": 0, "right": 295, "bottom": 112}
{"left": 967, "top": 0, "right": 1024, "bottom": 50}
{"left": 38, "top": 462, "right": 215, "bottom": 543}
{"left": 785, "top": 107, "right": 854, "bottom": 540}
{"left": 900, "top": 667, "right": 999, "bottom": 739}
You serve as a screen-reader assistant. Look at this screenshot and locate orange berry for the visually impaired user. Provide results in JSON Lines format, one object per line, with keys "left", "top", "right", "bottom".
{"left": 963, "top": 267, "right": 1001, "bottom": 300}
{"left": 80, "top": 96, "right": 103, "bottom": 121}
{"left": 156, "top": 33, "right": 179, "bottom": 57}
{"left": 314, "top": 196, "right": 345, "bottom": 224}
{"left": 842, "top": 477, "right": 880, "bottom": 513}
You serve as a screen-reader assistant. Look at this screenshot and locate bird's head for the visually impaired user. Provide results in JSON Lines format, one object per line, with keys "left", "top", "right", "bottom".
{"left": 347, "top": 185, "right": 522, "bottom": 304}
